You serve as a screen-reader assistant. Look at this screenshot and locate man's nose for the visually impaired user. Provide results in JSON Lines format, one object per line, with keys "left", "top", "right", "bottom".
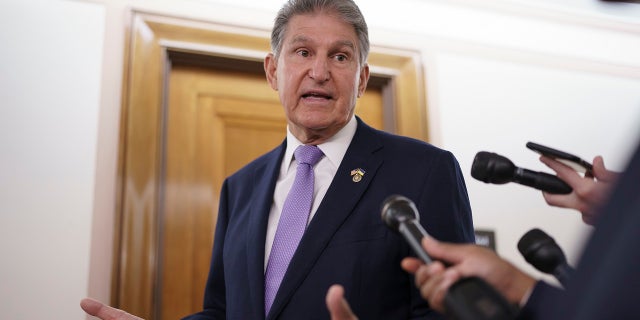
{"left": 308, "top": 58, "right": 330, "bottom": 82}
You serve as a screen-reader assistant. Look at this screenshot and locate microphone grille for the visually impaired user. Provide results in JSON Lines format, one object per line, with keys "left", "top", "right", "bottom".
{"left": 470, "top": 151, "right": 515, "bottom": 184}
{"left": 471, "top": 151, "right": 494, "bottom": 182}
{"left": 517, "top": 228, "right": 567, "bottom": 274}
{"left": 381, "top": 195, "right": 418, "bottom": 232}
{"left": 517, "top": 228, "right": 549, "bottom": 255}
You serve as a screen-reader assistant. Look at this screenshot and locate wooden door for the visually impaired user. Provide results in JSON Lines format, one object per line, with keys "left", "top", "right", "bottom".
{"left": 159, "top": 64, "right": 384, "bottom": 319}
{"left": 114, "top": 12, "right": 427, "bottom": 320}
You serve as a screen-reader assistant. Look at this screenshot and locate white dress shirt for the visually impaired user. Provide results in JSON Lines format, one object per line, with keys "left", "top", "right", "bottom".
{"left": 264, "top": 116, "right": 357, "bottom": 270}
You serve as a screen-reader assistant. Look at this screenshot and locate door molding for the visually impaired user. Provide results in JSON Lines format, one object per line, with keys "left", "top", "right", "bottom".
{"left": 114, "top": 11, "right": 428, "bottom": 319}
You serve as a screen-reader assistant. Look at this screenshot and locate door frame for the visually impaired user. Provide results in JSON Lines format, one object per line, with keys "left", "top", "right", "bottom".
{"left": 113, "top": 11, "right": 429, "bottom": 319}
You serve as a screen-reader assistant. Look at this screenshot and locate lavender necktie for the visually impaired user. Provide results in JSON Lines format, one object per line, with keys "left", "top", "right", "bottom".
{"left": 264, "top": 145, "right": 324, "bottom": 315}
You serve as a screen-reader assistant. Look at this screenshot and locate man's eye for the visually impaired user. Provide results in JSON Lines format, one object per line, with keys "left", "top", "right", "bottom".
{"left": 334, "top": 54, "right": 348, "bottom": 62}
{"left": 297, "top": 50, "right": 310, "bottom": 57}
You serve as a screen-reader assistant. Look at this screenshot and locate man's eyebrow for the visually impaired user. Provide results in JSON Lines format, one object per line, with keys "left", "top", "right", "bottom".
{"left": 290, "top": 35, "right": 311, "bottom": 45}
{"left": 335, "top": 40, "right": 355, "bottom": 51}
{"left": 289, "top": 35, "right": 355, "bottom": 51}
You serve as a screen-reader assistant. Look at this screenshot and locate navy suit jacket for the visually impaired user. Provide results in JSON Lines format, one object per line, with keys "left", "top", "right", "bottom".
{"left": 519, "top": 138, "right": 640, "bottom": 320}
{"left": 183, "top": 118, "right": 475, "bottom": 320}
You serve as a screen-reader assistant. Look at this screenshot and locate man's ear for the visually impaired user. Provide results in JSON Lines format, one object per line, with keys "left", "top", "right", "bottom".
{"left": 357, "top": 64, "right": 370, "bottom": 98}
{"left": 264, "top": 53, "right": 278, "bottom": 91}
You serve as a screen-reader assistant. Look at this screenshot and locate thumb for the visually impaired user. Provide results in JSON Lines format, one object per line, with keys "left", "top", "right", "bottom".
{"left": 80, "top": 298, "right": 103, "bottom": 316}
{"left": 80, "top": 298, "right": 143, "bottom": 320}
{"left": 593, "top": 155, "right": 618, "bottom": 182}
{"left": 326, "top": 285, "right": 358, "bottom": 320}
{"left": 422, "top": 236, "right": 468, "bottom": 265}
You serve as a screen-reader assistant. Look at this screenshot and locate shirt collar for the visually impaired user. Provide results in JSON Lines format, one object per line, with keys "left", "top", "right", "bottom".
{"left": 284, "top": 116, "right": 357, "bottom": 171}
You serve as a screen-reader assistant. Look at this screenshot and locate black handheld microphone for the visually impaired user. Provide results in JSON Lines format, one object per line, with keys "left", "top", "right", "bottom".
{"left": 381, "top": 195, "right": 518, "bottom": 320}
{"left": 517, "top": 228, "right": 574, "bottom": 288}
{"left": 471, "top": 151, "right": 572, "bottom": 194}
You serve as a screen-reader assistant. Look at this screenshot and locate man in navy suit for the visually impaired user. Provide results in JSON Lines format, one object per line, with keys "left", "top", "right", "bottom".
{"left": 181, "top": 0, "right": 474, "bottom": 319}
{"left": 80, "top": 0, "right": 474, "bottom": 319}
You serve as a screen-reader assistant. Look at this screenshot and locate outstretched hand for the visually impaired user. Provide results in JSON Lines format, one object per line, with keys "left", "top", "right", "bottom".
{"left": 540, "top": 155, "right": 619, "bottom": 225}
{"left": 80, "top": 298, "right": 143, "bottom": 320}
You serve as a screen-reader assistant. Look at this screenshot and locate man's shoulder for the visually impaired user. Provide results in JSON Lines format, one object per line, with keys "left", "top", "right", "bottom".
{"left": 356, "top": 118, "right": 447, "bottom": 155}
{"left": 367, "top": 127, "right": 452, "bottom": 159}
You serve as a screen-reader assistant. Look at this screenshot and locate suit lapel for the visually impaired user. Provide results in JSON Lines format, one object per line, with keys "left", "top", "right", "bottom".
{"left": 267, "top": 119, "right": 385, "bottom": 319}
{"left": 247, "top": 141, "right": 286, "bottom": 320}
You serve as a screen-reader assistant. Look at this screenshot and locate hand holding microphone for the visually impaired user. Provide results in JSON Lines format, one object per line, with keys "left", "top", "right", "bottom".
{"left": 471, "top": 143, "right": 619, "bottom": 224}
{"left": 538, "top": 154, "right": 619, "bottom": 225}
{"left": 384, "top": 195, "right": 519, "bottom": 320}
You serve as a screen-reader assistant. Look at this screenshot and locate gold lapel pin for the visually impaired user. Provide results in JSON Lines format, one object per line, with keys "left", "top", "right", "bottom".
{"left": 350, "top": 168, "right": 365, "bottom": 182}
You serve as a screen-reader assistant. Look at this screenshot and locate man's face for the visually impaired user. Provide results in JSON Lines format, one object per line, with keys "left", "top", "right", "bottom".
{"left": 265, "top": 12, "right": 369, "bottom": 144}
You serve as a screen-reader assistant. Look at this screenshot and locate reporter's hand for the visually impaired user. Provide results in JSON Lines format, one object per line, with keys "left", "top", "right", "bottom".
{"left": 540, "top": 155, "right": 619, "bottom": 225}
{"left": 401, "top": 237, "right": 535, "bottom": 313}
{"left": 326, "top": 284, "right": 358, "bottom": 320}
{"left": 80, "top": 298, "right": 143, "bottom": 320}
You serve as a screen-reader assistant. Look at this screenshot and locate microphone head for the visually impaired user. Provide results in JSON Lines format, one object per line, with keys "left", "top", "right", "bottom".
{"left": 381, "top": 195, "right": 419, "bottom": 232}
{"left": 517, "top": 228, "right": 568, "bottom": 274}
{"left": 471, "top": 151, "right": 516, "bottom": 184}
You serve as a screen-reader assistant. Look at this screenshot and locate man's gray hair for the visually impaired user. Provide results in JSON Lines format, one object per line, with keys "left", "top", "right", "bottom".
{"left": 270, "top": 0, "right": 370, "bottom": 67}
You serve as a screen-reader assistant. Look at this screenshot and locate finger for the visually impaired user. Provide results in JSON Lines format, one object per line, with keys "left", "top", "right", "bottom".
{"left": 539, "top": 156, "right": 586, "bottom": 186}
{"left": 542, "top": 192, "right": 579, "bottom": 210}
{"left": 432, "top": 269, "right": 462, "bottom": 313}
{"left": 326, "top": 285, "right": 358, "bottom": 320}
{"left": 81, "top": 298, "right": 142, "bottom": 320}
{"left": 401, "top": 256, "right": 424, "bottom": 274}
{"left": 418, "top": 267, "right": 445, "bottom": 303}
{"left": 421, "top": 236, "right": 469, "bottom": 265}
{"left": 414, "top": 262, "right": 446, "bottom": 289}
{"left": 418, "top": 267, "right": 459, "bottom": 314}
{"left": 80, "top": 298, "right": 107, "bottom": 317}
{"left": 592, "top": 156, "right": 619, "bottom": 182}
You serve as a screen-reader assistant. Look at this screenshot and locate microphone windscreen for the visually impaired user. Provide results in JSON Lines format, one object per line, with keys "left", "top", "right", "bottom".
{"left": 381, "top": 195, "right": 418, "bottom": 232}
{"left": 471, "top": 151, "right": 514, "bottom": 184}
{"left": 517, "top": 228, "right": 566, "bottom": 274}
{"left": 517, "top": 228, "right": 548, "bottom": 254}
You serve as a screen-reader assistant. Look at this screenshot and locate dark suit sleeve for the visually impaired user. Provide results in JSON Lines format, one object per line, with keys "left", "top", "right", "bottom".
{"left": 412, "top": 150, "right": 475, "bottom": 319}
{"left": 417, "top": 150, "right": 475, "bottom": 244}
{"left": 516, "top": 281, "right": 563, "bottom": 320}
{"left": 182, "top": 181, "right": 230, "bottom": 320}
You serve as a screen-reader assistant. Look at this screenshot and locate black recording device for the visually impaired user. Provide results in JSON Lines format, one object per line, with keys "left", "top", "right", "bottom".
{"left": 381, "top": 195, "right": 518, "bottom": 320}
{"left": 526, "top": 141, "right": 593, "bottom": 177}
{"left": 471, "top": 151, "right": 572, "bottom": 194}
{"left": 517, "top": 228, "right": 574, "bottom": 288}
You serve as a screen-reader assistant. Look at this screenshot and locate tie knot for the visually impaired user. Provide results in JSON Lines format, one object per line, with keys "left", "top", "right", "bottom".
{"left": 294, "top": 145, "right": 324, "bottom": 166}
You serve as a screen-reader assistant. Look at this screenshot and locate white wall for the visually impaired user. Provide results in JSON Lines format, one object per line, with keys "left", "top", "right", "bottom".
{"left": 358, "top": 0, "right": 640, "bottom": 281}
{"left": 0, "top": 0, "right": 104, "bottom": 318}
{"left": 1, "top": 0, "right": 639, "bottom": 318}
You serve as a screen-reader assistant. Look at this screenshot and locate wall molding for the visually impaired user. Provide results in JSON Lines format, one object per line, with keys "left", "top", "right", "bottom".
{"left": 425, "top": 0, "right": 640, "bottom": 35}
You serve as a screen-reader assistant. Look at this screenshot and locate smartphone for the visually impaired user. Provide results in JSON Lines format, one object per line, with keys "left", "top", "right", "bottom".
{"left": 526, "top": 141, "right": 593, "bottom": 176}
